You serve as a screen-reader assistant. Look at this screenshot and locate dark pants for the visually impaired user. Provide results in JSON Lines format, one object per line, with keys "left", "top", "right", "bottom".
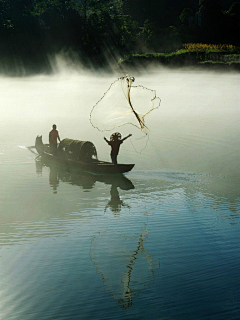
{"left": 111, "top": 153, "right": 118, "bottom": 164}
{"left": 50, "top": 143, "right": 57, "bottom": 155}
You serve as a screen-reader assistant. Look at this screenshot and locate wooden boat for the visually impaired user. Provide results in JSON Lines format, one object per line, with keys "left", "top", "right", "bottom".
{"left": 35, "top": 136, "right": 135, "bottom": 175}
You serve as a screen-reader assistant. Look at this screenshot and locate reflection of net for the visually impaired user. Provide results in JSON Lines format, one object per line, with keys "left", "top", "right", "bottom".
{"left": 90, "top": 75, "right": 161, "bottom": 134}
{"left": 90, "top": 228, "right": 160, "bottom": 309}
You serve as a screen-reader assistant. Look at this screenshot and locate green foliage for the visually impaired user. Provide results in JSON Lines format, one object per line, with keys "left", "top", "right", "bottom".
{"left": 138, "top": 19, "right": 153, "bottom": 45}
{"left": 198, "top": 0, "right": 222, "bottom": 25}
{"left": 119, "top": 50, "right": 240, "bottom": 69}
{"left": 0, "top": 0, "right": 13, "bottom": 30}
{"left": 0, "top": 0, "right": 239, "bottom": 74}
{"left": 179, "top": 8, "right": 194, "bottom": 25}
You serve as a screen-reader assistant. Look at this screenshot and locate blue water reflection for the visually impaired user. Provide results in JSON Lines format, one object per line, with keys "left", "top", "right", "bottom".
{"left": 0, "top": 151, "right": 239, "bottom": 320}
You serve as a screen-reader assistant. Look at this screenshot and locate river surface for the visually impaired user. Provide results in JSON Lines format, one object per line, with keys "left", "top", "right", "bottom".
{"left": 0, "top": 67, "right": 240, "bottom": 320}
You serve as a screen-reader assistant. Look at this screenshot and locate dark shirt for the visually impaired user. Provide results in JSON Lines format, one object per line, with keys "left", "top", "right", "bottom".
{"left": 107, "top": 140, "right": 123, "bottom": 155}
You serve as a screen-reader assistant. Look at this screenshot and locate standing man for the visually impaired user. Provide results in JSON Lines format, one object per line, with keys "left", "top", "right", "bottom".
{"left": 104, "top": 132, "right": 132, "bottom": 164}
{"left": 49, "top": 124, "right": 61, "bottom": 155}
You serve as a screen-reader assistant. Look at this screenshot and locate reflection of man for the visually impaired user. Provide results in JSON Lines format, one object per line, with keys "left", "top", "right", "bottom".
{"left": 49, "top": 124, "right": 60, "bottom": 155}
{"left": 108, "top": 185, "right": 123, "bottom": 212}
{"left": 49, "top": 165, "right": 59, "bottom": 194}
{"left": 105, "top": 185, "right": 131, "bottom": 213}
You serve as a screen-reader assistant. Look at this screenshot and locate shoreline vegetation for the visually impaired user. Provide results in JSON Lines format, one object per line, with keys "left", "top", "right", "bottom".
{"left": 118, "top": 43, "right": 240, "bottom": 71}
{"left": 0, "top": 1, "right": 239, "bottom": 75}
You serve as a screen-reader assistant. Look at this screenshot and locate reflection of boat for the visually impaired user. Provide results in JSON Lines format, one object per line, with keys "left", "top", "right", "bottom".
{"left": 90, "top": 228, "right": 160, "bottom": 309}
{"left": 36, "top": 157, "right": 135, "bottom": 195}
{"left": 35, "top": 136, "right": 135, "bottom": 174}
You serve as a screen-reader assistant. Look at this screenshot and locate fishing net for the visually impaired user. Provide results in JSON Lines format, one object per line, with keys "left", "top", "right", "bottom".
{"left": 90, "top": 75, "right": 161, "bottom": 135}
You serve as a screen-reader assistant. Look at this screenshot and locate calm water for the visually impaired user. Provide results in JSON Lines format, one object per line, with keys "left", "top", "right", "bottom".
{"left": 0, "top": 68, "right": 240, "bottom": 320}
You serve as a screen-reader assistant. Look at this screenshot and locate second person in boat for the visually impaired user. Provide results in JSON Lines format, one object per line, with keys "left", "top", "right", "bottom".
{"left": 49, "top": 124, "right": 61, "bottom": 155}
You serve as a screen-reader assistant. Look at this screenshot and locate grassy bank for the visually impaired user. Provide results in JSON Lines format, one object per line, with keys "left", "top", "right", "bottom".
{"left": 118, "top": 44, "right": 240, "bottom": 70}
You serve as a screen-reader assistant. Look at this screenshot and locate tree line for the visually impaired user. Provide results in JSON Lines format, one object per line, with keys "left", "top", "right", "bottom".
{"left": 0, "top": 0, "right": 239, "bottom": 74}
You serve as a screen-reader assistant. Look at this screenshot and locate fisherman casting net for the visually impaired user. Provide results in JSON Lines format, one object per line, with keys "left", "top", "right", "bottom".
{"left": 90, "top": 75, "right": 161, "bottom": 135}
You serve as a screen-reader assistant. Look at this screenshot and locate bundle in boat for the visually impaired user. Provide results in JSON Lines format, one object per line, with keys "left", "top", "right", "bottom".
{"left": 58, "top": 138, "right": 97, "bottom": 162}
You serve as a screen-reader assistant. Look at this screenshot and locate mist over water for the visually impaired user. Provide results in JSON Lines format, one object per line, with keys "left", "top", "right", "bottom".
{"left": 1, "top": 67, "right": 239, "bottom": 176}
{"left": 0, "top": 66, "right": 240, "bottom": 320}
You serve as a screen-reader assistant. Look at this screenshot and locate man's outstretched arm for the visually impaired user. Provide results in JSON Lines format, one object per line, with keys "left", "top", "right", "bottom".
{"left": 122, "top": 134, "right": 132, "bottom": 141}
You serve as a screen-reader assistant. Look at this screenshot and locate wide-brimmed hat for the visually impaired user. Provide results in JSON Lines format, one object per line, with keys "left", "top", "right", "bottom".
{"left": 110, "top": 132, "right": 121, "bottom": 141}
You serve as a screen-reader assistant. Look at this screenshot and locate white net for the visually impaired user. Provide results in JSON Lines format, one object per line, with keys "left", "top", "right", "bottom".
{"left": 90, "top": 75, "right": 161, "bottom": 135}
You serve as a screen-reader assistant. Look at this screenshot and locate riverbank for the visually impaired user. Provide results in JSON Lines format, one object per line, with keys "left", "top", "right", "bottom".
{"left": 118, "top": 50, "right": 240, "bottom": 71}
